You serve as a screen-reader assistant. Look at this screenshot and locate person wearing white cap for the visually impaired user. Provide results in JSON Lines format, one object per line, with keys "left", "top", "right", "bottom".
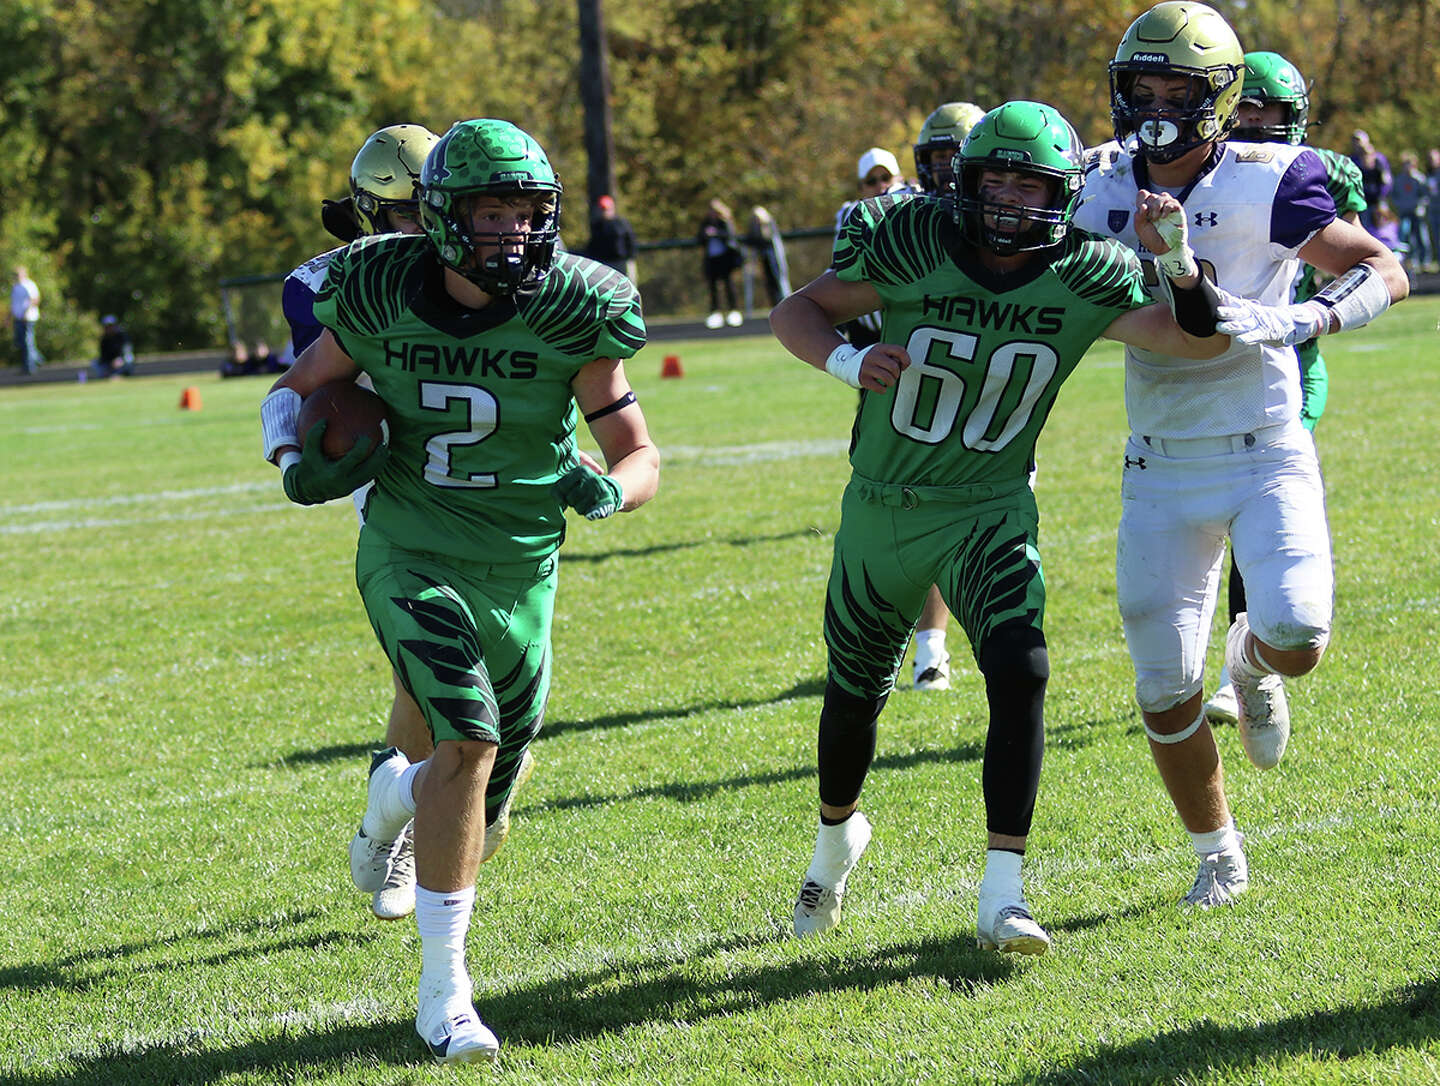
{"left": 833, "top": 147, "right": 919, "bottom": 348}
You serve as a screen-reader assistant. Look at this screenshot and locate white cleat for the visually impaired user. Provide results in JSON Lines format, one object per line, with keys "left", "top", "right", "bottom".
{"left": 416, "top": 977, "right": 499, "bottom": 1064}
{"left": 977, "top": 902, "right": 1051, "bottom": 955}
{"left": 480, "top": 748, "right": 536, "bottom": 864}
{"left": 1226, "top": 616, "right": 1290, "bottom": 769}
{"left": 792, "top": 812, "right": 872, "bottom": 938}
{"left": 725, "top": 309, "right": 743, "bottom": 327}
{"left": 1203, "top": 682, "right": 1239, "bottom": 725}
{"left": 348, "top": 747, "right": 410, "bottom": 893}
{"left": 372, "top": 822, "right": 416, "bottom": 921}
{"left": 1183, "top": 848, "right": 1249, "bottom": 908}
{"left": 704, "top": 311, "right": 724, "bottom": 330}
{"left": 913, "top": 653, "right": 951, "bottom": 692}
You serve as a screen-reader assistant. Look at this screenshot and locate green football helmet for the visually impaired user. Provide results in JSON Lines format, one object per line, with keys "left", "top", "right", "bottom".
{"left": 350, "top": 124, "right": 440, "bottom": 235}
{"left": 1233, "top": 51, "right": 1310, "bottom": 145}
{"left": 420, "top": 118, "right": 563, "bottom": 294}
{"left": 914, "top": 101, "right": 987, "bottom": 194}
{"left": 955, "top": 101, "right": 1084, "bottom": 255}
{"left": 1109, "top": 1, "right": 1245, "bottom": 164}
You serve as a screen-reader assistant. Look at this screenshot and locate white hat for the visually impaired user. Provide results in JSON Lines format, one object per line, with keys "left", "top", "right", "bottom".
{"left": 857, "top": 147, "right": 900, "bottom": 181}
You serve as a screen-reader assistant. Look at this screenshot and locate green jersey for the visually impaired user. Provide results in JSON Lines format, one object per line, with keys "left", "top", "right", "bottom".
{"left": 313, "top": 233, "right": 646, "bottom": 562}
{"left": 833, "top": 194, "right": 1150, "bottom": 489}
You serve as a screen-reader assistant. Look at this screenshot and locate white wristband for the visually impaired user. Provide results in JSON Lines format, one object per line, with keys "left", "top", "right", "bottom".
{"left": 261, "top": 387, "right": 302, "bottom": 462}
{"left": 277, "top": 450, "right": 302, "bottom": 473}
{"left": 823, "top": 342, "right": 865, "bottom": 389}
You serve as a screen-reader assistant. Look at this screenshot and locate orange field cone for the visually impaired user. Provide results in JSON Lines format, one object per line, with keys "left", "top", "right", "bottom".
{"left": 661, "top": 354, "right": 683, "bottom": 378}
{"left": 179, "top": 386, "right": 203, "bottom": 410}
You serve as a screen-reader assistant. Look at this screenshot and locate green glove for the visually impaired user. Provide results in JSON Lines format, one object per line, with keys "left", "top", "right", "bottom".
{"left": 555, "top": 465, "right": 623, "bottom": 520}
{"left": 282, "top": 420, "right": 389, "bottom": 506}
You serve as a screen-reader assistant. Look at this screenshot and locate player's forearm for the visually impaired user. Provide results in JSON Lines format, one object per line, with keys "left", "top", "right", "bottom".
{"left": 769, "top": 292, "right": 847, "bottom": 371}
{"left": 606, "top": 444, "right": 660, "bottom": 512}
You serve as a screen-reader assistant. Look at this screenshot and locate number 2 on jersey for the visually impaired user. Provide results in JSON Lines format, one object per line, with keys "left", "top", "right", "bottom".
{"left": 420, "top": 382, "right": 498, "bottom": 488}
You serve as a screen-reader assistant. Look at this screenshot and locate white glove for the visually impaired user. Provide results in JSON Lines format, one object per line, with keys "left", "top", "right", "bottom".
{"left": 1151, "top": 206, "right": 1197, "bottom": 281}
{"left": 1215, "top": 294, "right": 1329, "bottom": 347}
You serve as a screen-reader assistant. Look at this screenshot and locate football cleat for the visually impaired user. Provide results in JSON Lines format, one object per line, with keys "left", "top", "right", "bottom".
{"left": 977, "top": 901, "right": 1051, "bottom": 955}
{"left": 1183, "top": 847, "right": 1249, "bottom": 907}
{"left": 792, "top": 811, "right": 872, "bottom": 937}
{"left": 704, "top": 311, "right": 724, "bottom": 329}
{"left": 480, "top": 748, "right": 536, "bottom": 864}
{"left": 1203, "top": 680, "right": 1239, "bottom": 725}
{"left": 349, "top": 747, "right": 411, "bottom": 893}
{"left": 913, "top": 653, "right": 951, "bottom": 692}
{"left": 372, "top": 821, "right": 416, "bottom": 921}
{"left": 725, "top": 310, "right": 743, "bottom": 326}
{"left": 1226, "top": 616, "right": 1290, "bottom": 768}
{"left": 416, "top": 977, "right": 499, "bottom": 1064}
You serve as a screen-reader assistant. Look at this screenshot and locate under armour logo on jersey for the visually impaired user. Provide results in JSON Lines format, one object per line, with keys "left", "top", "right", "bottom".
{"left": 1124, "top": 455, "right": 1147, "bottom": 470}
{"left": 1193, "top": 211, "right": 1218, "bottom": 228}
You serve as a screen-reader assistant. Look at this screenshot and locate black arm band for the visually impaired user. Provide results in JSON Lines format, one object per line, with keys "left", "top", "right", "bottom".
{"left": 583, "top": 390, "right": 637, "bottom": 423}
{"left": 1168, "top": 274, "right": 1223, "bottom": 337}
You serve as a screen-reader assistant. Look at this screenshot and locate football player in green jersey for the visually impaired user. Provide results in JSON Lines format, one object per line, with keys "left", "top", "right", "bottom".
{"left": 1204, "top": 50, "right": 1368, "bottom": 725}
{"left": 259, "top": 118, "right": 658, "bottom": 1064}
{"left": 772, "top": 100, "right": 1229, "bottom": 954}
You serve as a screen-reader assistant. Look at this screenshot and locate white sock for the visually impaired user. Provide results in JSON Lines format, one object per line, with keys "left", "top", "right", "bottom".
{"left": 914, "top": 628, "right": 947, "bottom": 668}
{"left": 363, "top": 755, "right": 418, "bottom": 840}
{"left": 1229, "top": 616, "right": 1280, "bottom": 682}
{"left": 979, "top": 849, "right": 1024, "bottom": 908}
{"left": 416, "top": 884, "right": 475, "bottom": 991}
{"left": 806, "top": 812, "right": 870, "bottom": 891}
{"left": 1190, "top": 820, "right": 1242, "bottom": 858}
{"left": 1215, "top": 662, "right": 1232, "bottom": 689}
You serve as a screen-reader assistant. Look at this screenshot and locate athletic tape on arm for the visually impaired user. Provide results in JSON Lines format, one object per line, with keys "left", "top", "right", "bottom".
{"left": 1310, "top": 262, "right": 1392, "bottom": 333}
{"left": 261, "top": 387, "right": 301, "bottom": 462}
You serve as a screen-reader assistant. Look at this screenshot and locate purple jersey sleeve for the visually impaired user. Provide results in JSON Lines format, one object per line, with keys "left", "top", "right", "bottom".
{"left": 1271, "top": 149, "right": 1337, "bottom": 250}
{"left": 281, "top": 274, "right": 325, "bottom": 356}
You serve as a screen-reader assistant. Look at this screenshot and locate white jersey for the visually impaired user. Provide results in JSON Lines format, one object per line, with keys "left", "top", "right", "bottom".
{"left": 1076, "top": 141, "right": 1336, "bottom": 439}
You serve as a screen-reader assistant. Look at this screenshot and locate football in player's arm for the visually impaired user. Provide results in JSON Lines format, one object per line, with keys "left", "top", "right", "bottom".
{"left": 771, "top": 100, "right": 1230, "bottom": 959}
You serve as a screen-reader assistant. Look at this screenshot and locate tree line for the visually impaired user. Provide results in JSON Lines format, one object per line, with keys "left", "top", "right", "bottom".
{"left": 3, "top": 0, "right": 1434, "bottom": 359}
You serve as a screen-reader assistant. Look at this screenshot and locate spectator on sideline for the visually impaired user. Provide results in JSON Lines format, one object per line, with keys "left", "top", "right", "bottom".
{"left": 698, "top": 198, "right": 743, "bottom": 329}
{"left": 1427, "top": 148, "right": 1440, "bottom": 272}
{"left": 90, "top": 315, "right": 135, "bottom": 379}
{"left": 260, "top": 118, "right": 659, "bottom": 1064}
{"left": 1350, "top": 129, "right": 1392, "bottom": 231}
{"left": 1389, "top": 151, "right": 1430, "bottom": 271}
{"left": 744, "top": 205, "right": 791, "bottom": 307}
{"left": 584, "top": 194, "right": 637, "bottom": 278}
{"left": 8, "top": 266, "right": 41, "bottom": 374}
{"left": 832, "top": 148, "right": 920, "bottom": 349}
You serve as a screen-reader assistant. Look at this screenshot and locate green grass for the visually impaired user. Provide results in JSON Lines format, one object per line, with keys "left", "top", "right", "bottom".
{"left": 2, "top": 297, "right": 1438, "bottom": 1085}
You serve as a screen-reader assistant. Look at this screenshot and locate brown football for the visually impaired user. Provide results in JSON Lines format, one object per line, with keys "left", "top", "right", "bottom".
{"left": 295, "top": 380, "right": 389, "bottom": 460}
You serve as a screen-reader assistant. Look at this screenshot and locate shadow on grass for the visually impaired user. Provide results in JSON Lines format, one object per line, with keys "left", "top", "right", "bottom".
{"left": 540, "top": 674, "right": 829, "bottom": 739}
{"left": 527, "top": 735, "right": 988, "bottom": 815}
{"left": 559, "top": 526, "right": 824, "bottom": 566}
{"left": 1005, "top": 975, "right": 1440, "bottom": 1086}
{"left": 13, "top": 929, "right": 1022, "bottom": 1085}
{"left": 0, "top": 909, "right": 371, "bottom": 994}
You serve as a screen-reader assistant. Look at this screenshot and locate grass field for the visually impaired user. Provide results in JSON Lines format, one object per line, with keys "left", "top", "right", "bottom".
{"left": 2, "top": 296, "right": 1438, "bottom": 1085}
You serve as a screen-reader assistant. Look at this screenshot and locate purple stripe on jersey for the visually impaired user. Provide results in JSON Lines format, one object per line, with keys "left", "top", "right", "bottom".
{"left": 281, "top": 275, "right": 325, "bottom": 356}
{"left": 1271, "top": 149, "right": 1336, "bottom": 249}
